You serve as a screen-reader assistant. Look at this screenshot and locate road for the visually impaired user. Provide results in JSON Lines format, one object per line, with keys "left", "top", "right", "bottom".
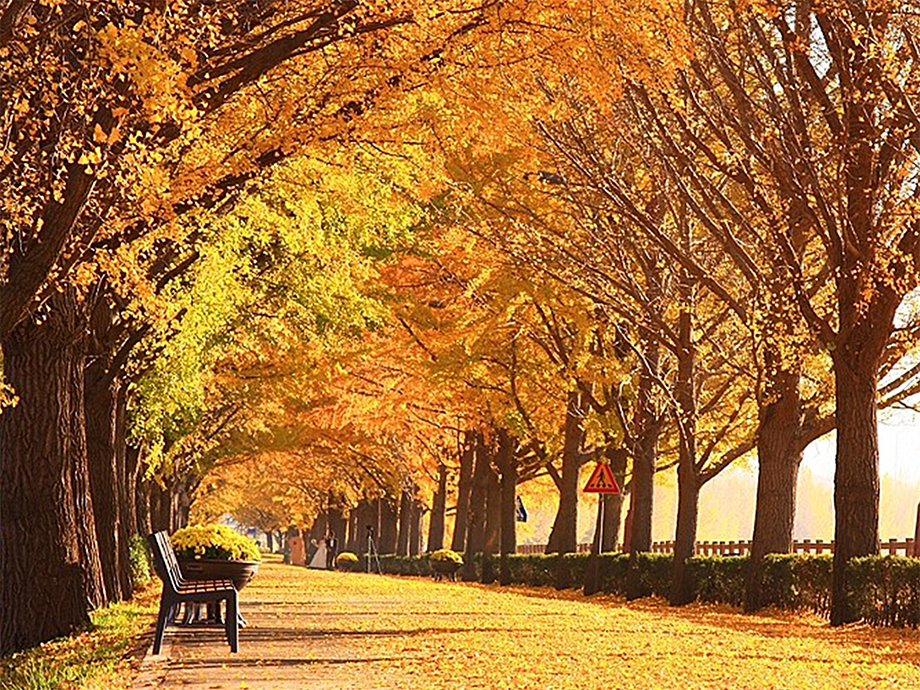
{"left": 132, "top": 558, "right": 920, "bottom": 690}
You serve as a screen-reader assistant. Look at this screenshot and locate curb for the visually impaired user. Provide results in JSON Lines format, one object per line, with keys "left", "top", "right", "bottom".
{"left": 129, "top": 632, "right": 173, "bottom": 690}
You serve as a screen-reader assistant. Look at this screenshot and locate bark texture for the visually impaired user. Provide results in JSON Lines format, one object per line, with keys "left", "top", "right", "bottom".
{"left": 85, "top": 358, "right": 124, "bottom": 603}
{"left": 409, "top": 499, "right": 422, "bottom": 556}
{"left": 745, "top": 367, "right": 803, "bottom": 612}
{"left": 670, "top": 277, "right": 698, "bottom": 607}
{"left": 546, "top": 390, "right": 585, "bottom": 554}
{"left": 0, "top": 297, "right": 100, "bottom": 653}
{"left": 451, "top": 435, "right": 474, "bottom": 552}
{"left": 462, "top": 433, "right": 487, "bottom": 582}
{"left": 378, "top": 497, "right": 398, "bottom": 554}
{"left": 627, "top": 353, "right": 660, "bottom": 601}
{"left": 427, "top": 463, "right": 447, "bottom": 551}
{"left": 481, "top": 461, "right": 501, "bottom": 584}
{"left": 397, "top": 489, "right": 412, "bottom": 556}
{"left": 831, "top": 359, "right": 882, "bottom": 624}
{"left": 498, "top": 430, "right": 517, "bottom": 586}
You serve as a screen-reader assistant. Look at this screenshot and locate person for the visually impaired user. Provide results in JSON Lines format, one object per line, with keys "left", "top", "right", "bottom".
{"left": 324, "top": 533, "right": 338, "bottom": 570}
{"left": 307, "top": 537, "right": 326, "bottom": 569}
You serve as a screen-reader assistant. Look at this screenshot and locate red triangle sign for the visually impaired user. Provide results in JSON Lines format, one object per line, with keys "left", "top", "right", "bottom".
{"left": 583, "top": 463, "right": 620, "bottom": 494}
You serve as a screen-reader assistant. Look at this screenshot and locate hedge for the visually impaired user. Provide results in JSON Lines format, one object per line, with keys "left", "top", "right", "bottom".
{"left": 352, "top": 550, "right": 920, "bottom": 628}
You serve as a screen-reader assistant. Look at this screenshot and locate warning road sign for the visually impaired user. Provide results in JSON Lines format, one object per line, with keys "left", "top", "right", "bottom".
{"left": 582, "top": 462, "right": 620, "bottom": 494}
{"left": 515, "top": 496, "right": 528, "bottom": 522}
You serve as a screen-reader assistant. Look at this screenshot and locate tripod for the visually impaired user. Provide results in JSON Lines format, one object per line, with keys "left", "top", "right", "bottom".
{"left": 366, "top": 527, "right": 382, "bottom": 574}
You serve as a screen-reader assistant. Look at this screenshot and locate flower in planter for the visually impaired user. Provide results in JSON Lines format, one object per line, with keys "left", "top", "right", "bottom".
{"left": 335, "top": 552, "right": 359, "bottom": 570}
{"left": 171, "top": 524, "right": 261, "bottom": 562}
{"left": 429, "top": 548, "right": 463, "bottom": 565}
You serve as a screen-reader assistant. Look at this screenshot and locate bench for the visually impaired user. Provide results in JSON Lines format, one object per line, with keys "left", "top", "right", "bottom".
{"left": 147, "top": 531, "right": 240, "bottom": 654}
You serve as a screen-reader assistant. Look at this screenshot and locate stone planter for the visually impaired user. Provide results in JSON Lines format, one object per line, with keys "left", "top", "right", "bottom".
{"left": 429, "top": 559, "right": 462, "bottom": 581}
{"left": 178, "top": 558, "right": 260, "bottom": 591}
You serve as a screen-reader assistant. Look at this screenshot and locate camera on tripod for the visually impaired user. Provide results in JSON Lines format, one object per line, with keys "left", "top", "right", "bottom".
{"left": 365, "top": 524, "right": 380, "bottom": 574}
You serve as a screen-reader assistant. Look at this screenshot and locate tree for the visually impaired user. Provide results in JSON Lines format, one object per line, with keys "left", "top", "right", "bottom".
{"left": 0, "top": 0, "right": 502, "bottom": 652}
{"left": 595, "top": 0, "right": 920, "bottom": 621}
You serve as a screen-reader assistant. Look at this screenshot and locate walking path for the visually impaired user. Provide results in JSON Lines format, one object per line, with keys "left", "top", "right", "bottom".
{"left": 133, "top": 559, "right": 920, "bottom": 690}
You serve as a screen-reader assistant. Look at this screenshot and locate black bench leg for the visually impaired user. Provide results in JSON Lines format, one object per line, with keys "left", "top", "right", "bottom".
{"left": 225, "top": 590, "right": 239, "bottom": 653}
{"left": 153, "top": 596, "right": 172, "bottom": 655}
{"left": 212, "top": 601, "right": 224, "bottom": 624}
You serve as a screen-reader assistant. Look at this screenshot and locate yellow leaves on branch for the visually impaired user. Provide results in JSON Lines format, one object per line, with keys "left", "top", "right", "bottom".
{"left": 97, "top": 23, "right": 196, "bottom": 125}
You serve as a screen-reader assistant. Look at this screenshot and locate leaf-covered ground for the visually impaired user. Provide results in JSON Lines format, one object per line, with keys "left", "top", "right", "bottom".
{"left": 138, "top": 559, "right": 920, "bottom": 690}
{"left": 0, "top": 582, "right": 158, "bottom": 690}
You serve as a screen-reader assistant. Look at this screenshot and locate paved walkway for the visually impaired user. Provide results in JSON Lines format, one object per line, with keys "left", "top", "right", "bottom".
{"left": 134, "top": 559, "right": 920, "bottom": 690}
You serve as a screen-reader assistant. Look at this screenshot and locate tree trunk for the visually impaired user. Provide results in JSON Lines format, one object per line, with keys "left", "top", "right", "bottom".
{"left": 463, "top": 432, "right": 488, "bottom": 582}
{"left": 670, "top": 464, "right": 700, "bottom": 606}
{"left": 428, "top": 463, "right": 447, "bottom": 551}
{"left": 169, "top": 485, "right": 181, "bottom": 532}
{"left": 451, "top": 434, "right": 474, "bottom": 552}
{"left": 831, "top": 358, "right": 881, "bottom": 625}
{"left": 546, "top": 390, "right": 584, "bottom": 554}
{"left": 85, "top": 359, "right": 123, "bottom": 603}
{"left": 137, "top": 477, "right": 151, "bottom": 537}
{"left": 328, "top": 503, "right": 347, "bottom": 551}
{"left": 151, "top": 481, "right": 172, "bottom": 533}
{"left": 0, "top": 300, "right": 102, "bottom": 653}
{"left": 378, "top": 497, "right": 398, "bottom": 554}
{"left": 310, "top": 512, "right": 329, "bottom": 547}
{"left": 114, "top": 385, "right": 132, "bottom": 597}
{"left": 409, "top": 500, "right": 422, "bottom": 556}
{"left": 346, "top": 507, "right": 358, "bottom": 553}
{"left": 630, "top": 356, "right": 658, "bottom": 554}
{"left": 175, "top": 476, "right": 192, "bottom": 530}
{"left": 125, "top": 444, "right": 142, "bottom": 539}
{"left": 745, "top": 367, "right": 803, "bottom": 612}
{"left": 149, "top": 482, "right": 166, "bottom": 533}
{"left": 670, "top": 277, "right": 698, "bottom": 607}
{"left": 627, "top": 349, "right": 660, "bottom": 600}
{"left": 397, "top": 489, "right": 412, "bottom": 556}
{"left": 603, "top": 447, "right": 628, "bottom": 551}
{"left": 584, "top": 493, "right": 606, "bottom": 596}
{"left": 481, "top": 462, "right": 501, "bottom": 584}
{"left": 498, "top": 430, "right": 517, "bottom": 586}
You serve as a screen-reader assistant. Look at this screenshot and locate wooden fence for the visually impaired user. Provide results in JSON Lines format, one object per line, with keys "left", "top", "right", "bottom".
{"left": 516, "top": 537, "right": 918, "bottom": 557}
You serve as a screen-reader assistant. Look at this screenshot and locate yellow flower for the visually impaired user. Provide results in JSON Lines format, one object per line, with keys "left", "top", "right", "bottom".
{"left": 170, "top": 524, "right": 261, "bottom": 561}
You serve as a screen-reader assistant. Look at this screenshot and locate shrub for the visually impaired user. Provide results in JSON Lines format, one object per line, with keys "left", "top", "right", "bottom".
{"left": 170, "top": 524, "right": 261, "bottom": 561}
{"left": 688, "top": 555, "right": 747, "bottom": 606}
{"left": 353, "top": 547, "right": 920, "bottom": 629}
{"left": 601, "top": 552, "right": 673, "bottom": 598}
{"left": 127, "top": 534, "right": 152, "bottom": 589}
{"left": 505, "top": 554, "right": 556, "bottom": 586}
{"left": 597, "top": 553, "right": 630, "bottom": 593}
{"left": 847, "top": 555, "right": 920, "bottom": 627}
{"left": 556, "top": 552, "right": 589, "bottom": 588}
{"left": 762, "top": 553, "right": 832, "bottom": 615}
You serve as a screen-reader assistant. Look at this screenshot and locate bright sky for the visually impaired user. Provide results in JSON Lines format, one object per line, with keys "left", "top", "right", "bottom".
{"left": 804, "top": 412, "right": 920, "bottom": 483}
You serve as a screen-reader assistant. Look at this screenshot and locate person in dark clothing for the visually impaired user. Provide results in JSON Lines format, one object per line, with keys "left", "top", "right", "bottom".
{"left": 324, "top": 533, "right": 338, "bottom": 569}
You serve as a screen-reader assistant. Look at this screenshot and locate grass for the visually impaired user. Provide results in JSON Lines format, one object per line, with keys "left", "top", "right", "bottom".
{"left": 0, "top": 583, "right": 158, "bottom": 690}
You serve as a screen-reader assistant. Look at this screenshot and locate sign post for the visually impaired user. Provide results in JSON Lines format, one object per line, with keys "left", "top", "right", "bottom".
{"left": 582, "top": 463, "right": 620, "bottom": 595}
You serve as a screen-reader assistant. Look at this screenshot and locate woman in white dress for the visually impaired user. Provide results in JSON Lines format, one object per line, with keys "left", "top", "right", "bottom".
{"left": 308, "top": 537, "right": 327, "bottom": 569}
